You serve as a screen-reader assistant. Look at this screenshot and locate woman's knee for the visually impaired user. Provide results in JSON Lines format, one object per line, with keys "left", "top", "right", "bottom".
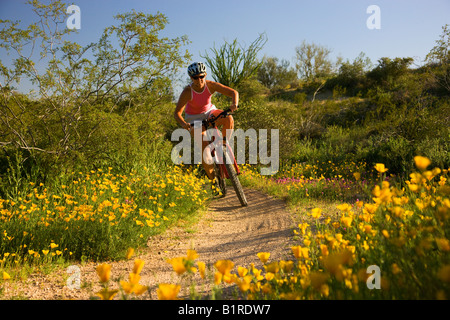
{"left": 217, "top": 114, "right": 233, "bottom": 128}
{"left": 228, "top": 115, "right": 234, "bottom": 127}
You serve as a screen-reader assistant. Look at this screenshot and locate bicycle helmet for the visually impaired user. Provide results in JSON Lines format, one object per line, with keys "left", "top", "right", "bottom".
{"left": 187, "top": 62, "right": 207, "bottom": 77}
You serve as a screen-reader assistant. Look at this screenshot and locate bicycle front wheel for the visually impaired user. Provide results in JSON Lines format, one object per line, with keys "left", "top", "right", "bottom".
{"left": 213, "top": 162, "right": 226, "bottom": 197}
{"left": 224, "top": 152, "right": 248, "bottom": 207}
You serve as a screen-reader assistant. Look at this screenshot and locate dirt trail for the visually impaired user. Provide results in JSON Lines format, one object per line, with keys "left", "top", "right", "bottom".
{"left": 1, "top": 188, "right": 295, "bottom": 300}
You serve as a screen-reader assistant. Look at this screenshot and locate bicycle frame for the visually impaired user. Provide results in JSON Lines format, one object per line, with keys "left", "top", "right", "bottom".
{"left": 200, "top": 109, "right": 240, "bottom": 178}
{"left": 189, "top": 107, "right": 247, "bottom": 206}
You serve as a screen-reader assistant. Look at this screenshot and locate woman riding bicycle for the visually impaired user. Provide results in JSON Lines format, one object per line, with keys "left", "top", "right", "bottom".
{"left": 174, "top": 62, "right": 239, "bottom": 181}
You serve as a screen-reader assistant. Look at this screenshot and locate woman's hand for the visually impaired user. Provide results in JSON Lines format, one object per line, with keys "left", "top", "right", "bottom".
{"left": 183, "top": 122, "right": 191, "bottom": 131}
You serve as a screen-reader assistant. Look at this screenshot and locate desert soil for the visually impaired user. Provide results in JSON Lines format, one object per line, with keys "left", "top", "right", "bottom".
{"left": 1, "top": 188, "right": 296, "bottom": 300}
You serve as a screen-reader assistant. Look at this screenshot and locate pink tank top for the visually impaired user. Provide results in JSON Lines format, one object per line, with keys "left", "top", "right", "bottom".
{"left": 185, "top": 83, "right": 213, "bottom": 115}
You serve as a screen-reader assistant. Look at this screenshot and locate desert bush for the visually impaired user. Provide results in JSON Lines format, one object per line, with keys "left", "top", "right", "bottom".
{"left": 257, "top": 56, "right": 298, "bottom": 90}
{"left": 234, "top": 100, "right": 298, "bottom": 162}
{"left": 326, "top": 52, "right": 372, "bottom": 96}
{"left": 367, "top": 57, "right": 414, "bottom": 88}
{"left": 236, "top": 77, "right": 269, "bottom": 102}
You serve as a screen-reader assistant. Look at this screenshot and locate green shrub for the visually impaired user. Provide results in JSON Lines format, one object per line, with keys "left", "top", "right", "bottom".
{"left": 235, "top": 100, "right": 299, "bottom": 161}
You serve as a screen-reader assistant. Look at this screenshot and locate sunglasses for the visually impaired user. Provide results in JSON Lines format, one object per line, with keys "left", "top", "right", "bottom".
{"left": 192, "top": 74, "right": 205, "bottom": 80}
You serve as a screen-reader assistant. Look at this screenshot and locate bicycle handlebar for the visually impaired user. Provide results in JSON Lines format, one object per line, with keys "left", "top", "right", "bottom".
{"left": 190, "top": 105, "right": 239, "bottom": 129}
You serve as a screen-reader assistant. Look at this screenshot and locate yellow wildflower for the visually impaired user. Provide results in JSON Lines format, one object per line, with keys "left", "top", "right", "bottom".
{"left": 298, "top": 223, "right": 309, "bottom": 235}
{"left": 291, "top": 246, "right": 309, "bottom": 260}
{"left": 236, "top": 267, "right": 248, "bottom": 279}
{"left": 186, "top": 249, "right": 198, "bottom": 261}
{"left": 341, "top": 216, "right": 353, "bottom": 228}
{"left": 235, "top": 275, "right": 252, "bottom": 292}
{"left": 126, "top": 248, "right": 135, "bottom": 260}
{"left": 374, "top": 163, "right": 388, "bottom": 173}
{"left": 214, "top": 272, "right": 223, "bottom": 285}
{"left": 120, "top": 273, "right": 148, "bottom": 296}
{"left": 310, "top": 208, "right": 322, "bottom": 219}
{"left": 320, "top": 244, "right": 329, "bottom": 256}
{"left": 166, "top": 257, "right": 187, "bottom": 275}
{"left": 414, "top": 156, "right": 431, "bottom": 171}
{"left": 265, "top": 272, "right": 275, "bottom": 281}
{"left": 133, "top": 259, "right": 145, "bottom": 275}
{"left": 96, "top": 288, "right": 119, "bottom": 300}
{"left": 264, "top": 261, "right": 280, "bottom": 274}
{"left": 363, "top": 225, "right": 373, "bottom": 234}
{"left": 157, "top": 283, "right": 180, "bottom": 300}
{"left": 96, "top": 263, "right": 112, "bottom": 283}
{"left": 214, "top": 260, "right": 234, "bottom": 275}
{"left": 323, "top": 250, "right": 353, "bottom": 276}
{"left": 337, "top": 203, "right": 352, "bottom": 212}
{"left": 198, "top": 261, "right": 206, "bottom": 279}
{"left": 280, "top": 260, "right": 294, "bottom": 273}
{"left": 309, "top": 272, "right": 329, "bottom": 291}
{"left": 257, "top": 252, "right": 270, "bottom": 264}
{"left": 408, "top": 183, "right": 420, "bottom": 192}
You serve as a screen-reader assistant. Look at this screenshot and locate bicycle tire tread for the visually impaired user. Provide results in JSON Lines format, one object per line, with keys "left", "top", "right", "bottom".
{"left": 224, "top": 156, "right": 248, "bottom": 207}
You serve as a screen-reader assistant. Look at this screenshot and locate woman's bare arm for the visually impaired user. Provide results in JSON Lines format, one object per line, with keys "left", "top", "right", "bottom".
{"left": 208, "top": 81, "right": 239, "bottom": 110}
{"left": 174, "top": 87, "right": 192, "bottom": 130}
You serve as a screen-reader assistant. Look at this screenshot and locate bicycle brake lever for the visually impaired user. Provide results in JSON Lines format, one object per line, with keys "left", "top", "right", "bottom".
{"left": 227, "top": 104, "right": 239, "bottom": 114}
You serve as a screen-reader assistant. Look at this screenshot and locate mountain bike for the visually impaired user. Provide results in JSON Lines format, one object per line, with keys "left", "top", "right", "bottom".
{"left": 191, "top": 108, "right": 248, "bottom": 207}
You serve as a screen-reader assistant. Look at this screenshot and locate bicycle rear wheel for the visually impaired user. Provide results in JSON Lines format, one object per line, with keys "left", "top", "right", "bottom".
{"left": 213, "top": 162, "right": 226, "bottom": 197}
{"left": 224, "top": 151, "right": 248, "bottom": 207}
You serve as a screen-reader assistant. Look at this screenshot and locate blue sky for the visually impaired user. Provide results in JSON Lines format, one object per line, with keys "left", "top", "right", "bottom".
{"left": 1, "top": 0, "right": 449, "bottom": 94}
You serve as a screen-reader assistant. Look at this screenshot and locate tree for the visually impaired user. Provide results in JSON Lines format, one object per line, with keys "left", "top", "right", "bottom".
{"left": 426, "top": 24, "right": 450, "bottom": 94}
{"left": 257, "top": 56, "right": 297, "bottom": 89}
{"left": 201, "top": 33, "right": 267, "bottom": 89}
{"left": 0, "top": 0, "right": 191, "bottom": 164}
{"left": 328, "top": 52, "right": 372, "bottom": 93}
{"left": 294, "top": 40, "right": 333, "bottom": 82}
{"left": 367, "top": 57, "right": 414, "bottom": 85}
